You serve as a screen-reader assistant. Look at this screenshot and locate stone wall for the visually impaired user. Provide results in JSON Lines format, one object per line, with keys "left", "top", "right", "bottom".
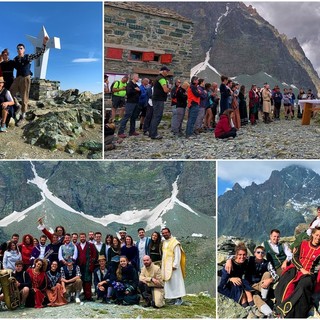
{"left": 105, "top": 2, "right": 193, "bottom": 82}
{"left": 30, "top": 79, "right": 61, "bottom": 101}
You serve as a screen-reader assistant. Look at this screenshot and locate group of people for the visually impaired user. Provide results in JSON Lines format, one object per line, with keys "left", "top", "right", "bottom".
{"left": 219, "top": 207, "right": 320, "bottom": 318}
{"left": 0, "top": 220, "right": 186, "bottom": 310}
{"left": 104, "top": 70, "right": 318, "bottom": 147}
{"left": 0, "top": 35, "right": 48, "bottom": 132}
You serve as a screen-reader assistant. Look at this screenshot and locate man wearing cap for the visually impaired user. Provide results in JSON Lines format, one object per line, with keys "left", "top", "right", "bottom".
{"left": 10, "top": 35, "right": 49, "bottom": 127}
{"left": 118, "top": 227, "right": 127, "bottom": 247}
{"left": 0, "top": 76, "right": 15, "bottom": 132}
{"left": 94, "top": 255, "right": 112, "bottom": 303}
{"left": 149, "top": 66, "right": 171, "bottom": 140}
{"left": 112, "top": 75, "right": 128, "bottom": 121}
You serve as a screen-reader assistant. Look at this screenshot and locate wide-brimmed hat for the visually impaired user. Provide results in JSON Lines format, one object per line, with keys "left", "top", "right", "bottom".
{"left": 0, "top": 77, "right": 5, "bottom": 83}
{"left": 98, "top": 255, "right": 106, "bottom": 261}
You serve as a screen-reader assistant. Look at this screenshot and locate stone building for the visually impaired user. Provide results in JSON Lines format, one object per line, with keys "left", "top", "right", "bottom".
{"left": 105, "top": 2, "right": 193, "bottom": 84}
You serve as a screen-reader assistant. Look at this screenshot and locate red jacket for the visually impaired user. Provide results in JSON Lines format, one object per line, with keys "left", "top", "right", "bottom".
{"left": 215, "top": 115, "right": 232, "bottom": 138}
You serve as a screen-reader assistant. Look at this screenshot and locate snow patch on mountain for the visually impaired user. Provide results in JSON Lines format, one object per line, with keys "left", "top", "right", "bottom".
{"left": 0, "top": 164, "right": 199, "bottom": 232}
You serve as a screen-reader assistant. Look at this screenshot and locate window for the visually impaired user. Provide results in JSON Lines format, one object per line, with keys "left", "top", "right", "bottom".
{"left": 129, "top": 51, "right": 143, "bottom": 61}
{"left": 106, "top": 48, "right": 123, "bottom": 60}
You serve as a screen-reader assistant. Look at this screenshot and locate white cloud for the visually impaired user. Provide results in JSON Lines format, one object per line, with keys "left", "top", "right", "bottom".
{"left": 218, "top": 160, "right": 320, "bottom": 188}
{"left": 72, "top": 58, "right": 99, "bottom": 63}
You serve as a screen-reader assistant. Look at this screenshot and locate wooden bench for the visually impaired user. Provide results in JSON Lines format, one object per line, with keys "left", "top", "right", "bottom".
{"left": 299, "top": 100, "right": 320, "bottom": 125}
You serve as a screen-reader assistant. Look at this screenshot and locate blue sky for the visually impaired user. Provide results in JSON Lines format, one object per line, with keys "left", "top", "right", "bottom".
{"left": 218, "top": 160, "right": 320, "bottom": 196}
{"left": 0, "top": 2, "right": 102, "bottom": 93}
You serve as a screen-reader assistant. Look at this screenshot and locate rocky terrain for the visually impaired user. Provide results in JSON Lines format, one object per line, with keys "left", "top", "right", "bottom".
{"left": 105, "top": 108, "right": 320, "bottom": 159}
{"left": 148, "top": 2, "right": 320, "bottom": 93}
{"left": 1, "top": 87, "right": 102, "bottom": 159}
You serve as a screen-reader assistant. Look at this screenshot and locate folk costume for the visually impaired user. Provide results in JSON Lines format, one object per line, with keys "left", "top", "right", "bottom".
{"left": 218, "top": 259, "right": 253, "bottom": 304}
{"left": 161, "top": 236, "right": 186, "bottom": 299}
{"left": 18, "top": 234, "right": 34, "bottom": 270}
{"left": 76, "top": 241, "right": 97, "bottom": 300}
{"left": 46, "top": 269, "right": 67, "bottom": 307}
{"left": 275, "top": 239, "right": 320, "bottom": 318}
{"left": 26, "top": 267, "right": 47, "bottom": 308}
{"left": 263, "top": 240, "right": 292, "bottom": 275}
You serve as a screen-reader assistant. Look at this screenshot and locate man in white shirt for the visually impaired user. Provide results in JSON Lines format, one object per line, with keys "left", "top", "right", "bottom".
{"left": 136, "top": 228, "right": 151, "bottom": 270}
{"left": 262, "top": 229, "right": 292, "bottom": 276}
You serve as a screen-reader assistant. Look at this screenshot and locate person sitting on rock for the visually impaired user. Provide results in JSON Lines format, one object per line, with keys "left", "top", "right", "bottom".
{"left": 244, "top": 246, "right": 278, "bottom": 317}
{"left": 262, "top": 229, "right": 292, "bottom": 276}
{"left": 0, "top": 76, "right": 15, "bottom": 132}
{"left": 218, "top": 243, "right": 255, "bottom": 310}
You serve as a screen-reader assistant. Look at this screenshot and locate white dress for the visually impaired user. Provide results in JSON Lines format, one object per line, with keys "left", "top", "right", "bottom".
{"left": 163, "top": 241, "right": 186, "bottom": 299}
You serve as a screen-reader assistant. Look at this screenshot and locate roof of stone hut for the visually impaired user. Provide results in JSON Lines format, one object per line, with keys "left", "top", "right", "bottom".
{"left": 105, "top": 2, "right": 193, "bottom": 24}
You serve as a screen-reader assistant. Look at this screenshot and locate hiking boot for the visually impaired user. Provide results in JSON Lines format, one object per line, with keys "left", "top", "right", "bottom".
{"left": 0, "top": 124, "right": 7, "bottom": 132}
{"left": 151, "top": 135, "right": 163, "bottom": 140}
{"left": 16, "top": 117, "right": 26, "bottom": 127}
{"left": 129, "top": 131, "right": 139, "bottom": 136}
{"left": 118, "top": 133, "right": 127, "bottom": 139}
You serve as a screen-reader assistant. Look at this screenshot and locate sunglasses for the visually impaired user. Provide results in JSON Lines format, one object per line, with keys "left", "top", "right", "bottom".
{"left": 256, "top": 251, "right": 265, "bottom": 254}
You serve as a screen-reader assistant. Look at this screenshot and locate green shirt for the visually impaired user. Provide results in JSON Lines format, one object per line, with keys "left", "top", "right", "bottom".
{"left": 113, "top": 81, "right": 127, "bottom": 97}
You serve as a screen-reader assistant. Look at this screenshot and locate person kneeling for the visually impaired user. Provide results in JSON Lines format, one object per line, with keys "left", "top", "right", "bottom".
{"left": 139, "top": 255, "right": 164, "bottom": 308}
{"left": 60, "top": 263, "right": 82, "bottom": 304}
{"left": 214, "top": 109, "right": 237, "bottom": 139}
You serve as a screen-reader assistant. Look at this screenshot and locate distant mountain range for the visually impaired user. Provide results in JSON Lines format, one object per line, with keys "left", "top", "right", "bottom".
{"left": 218, "top": 165, "right": 320, "bottom": 242}
{"left": 0, "top": 161, "right": 215, "bottom": 241}
{"left": 148, "top": 2, "right": 320, "bottom": 94}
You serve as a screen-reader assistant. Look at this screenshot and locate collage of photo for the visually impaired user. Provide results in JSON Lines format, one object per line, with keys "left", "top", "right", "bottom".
{"left": 1, "top": 0, "right": 320, "bottom": 319}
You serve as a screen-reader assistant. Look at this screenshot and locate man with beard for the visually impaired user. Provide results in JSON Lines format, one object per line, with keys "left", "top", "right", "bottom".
{"left": 139, "top": 255, "right": 164, "bottom": 308}
{"left": 30, "top": 235, "right": 50, "bottom": 267}
{"left": 118, "top": 227, "right": 127, "bottom": 247}
{"left": 76, "top": 233, "right": 97, "bottom": 301}
{"left": 161, "top": 227, "right": 186, "bottom": 306}
{"left": 58, "top": 233, "right": 78, "bottom": 266}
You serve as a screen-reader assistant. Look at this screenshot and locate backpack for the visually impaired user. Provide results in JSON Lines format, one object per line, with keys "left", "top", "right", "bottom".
{"left": 110, "top": 81, "right": 120, "bottom": 96}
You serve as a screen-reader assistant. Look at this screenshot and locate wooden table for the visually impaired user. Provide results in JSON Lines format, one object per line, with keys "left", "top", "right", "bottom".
{"left": 299, "top": 99, "right": 320, "bottom": 125}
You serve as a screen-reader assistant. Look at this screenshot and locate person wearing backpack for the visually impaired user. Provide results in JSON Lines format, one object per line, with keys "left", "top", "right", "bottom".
{"left": 111, "top": 75, "right": 128, "bottom": 121}
{"left": 118, "top": 73, "right": 141, "bottom": 138}
{"left": 149, "top": 66, "right": 171, "bottom": 140}
{"left": 137, "top": 78, "right": 150, "bottom": 131}
{"left": 272, "top": 86, "right": 282, "bottom": 120}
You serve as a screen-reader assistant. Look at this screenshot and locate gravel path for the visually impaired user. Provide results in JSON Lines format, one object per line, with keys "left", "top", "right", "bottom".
{"left": 105, "top": 116, "right": 320, "bottom": 159}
